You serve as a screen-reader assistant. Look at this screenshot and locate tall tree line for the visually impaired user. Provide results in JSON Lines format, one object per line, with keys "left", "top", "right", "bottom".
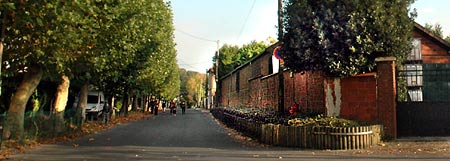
{"left": 179, "top": 68, "right": 205, "bottom": 107}
{"left": 0, "top": 0, "right": 180, "bottom": 141}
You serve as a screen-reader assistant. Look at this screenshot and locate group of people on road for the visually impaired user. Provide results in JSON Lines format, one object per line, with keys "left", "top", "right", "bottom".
{"left": 149, "top": 98, "right": 187, "bottom": 116}
{"left": 168, "top": 100, "right": 186, "bottom": 116}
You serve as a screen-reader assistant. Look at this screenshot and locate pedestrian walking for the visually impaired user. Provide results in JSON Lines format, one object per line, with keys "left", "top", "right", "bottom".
{"left": 169, "top": 100, "right": 177, "bottom": 116}
{"left": 155, "top": 98, "right": 159, "bottom": 115}
{"left": 162, "top": 100, "right": 166, "bottom": 113}
{"left": 150, "top": 97, "right": 158, "bottom": 115}
{"left": 181, "top": 101, "right": 186, "bottom": 115}
{"left": 103, "top": 99, "right": 112, "bottom": 124}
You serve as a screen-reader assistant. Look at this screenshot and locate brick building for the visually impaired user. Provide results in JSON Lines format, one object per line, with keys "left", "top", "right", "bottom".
{"left": 217, "top": 22, "right": 450, "bottom": 138}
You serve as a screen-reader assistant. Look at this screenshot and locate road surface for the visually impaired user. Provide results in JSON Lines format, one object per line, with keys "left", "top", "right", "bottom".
{"left": 8, "top": 109, "right": 450, "bottom": 161}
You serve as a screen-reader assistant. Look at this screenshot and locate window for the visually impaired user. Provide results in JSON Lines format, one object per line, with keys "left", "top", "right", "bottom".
{"left": 271, "top": 55, "right": 279, "bottom": 74}
{"left": 407, "top": 38, "right": 422, "bottom": 61}
{"left": 401, "top": 38, "right": 423, "bottom": 102}
{"left": 403, "top": 64, "right": 423, "bottom": 102}
{"left": 87, "top": 95, "right": 99, "bottom": 103}
{"left": 404, "top": 64, "right": 423, "bottom": 86}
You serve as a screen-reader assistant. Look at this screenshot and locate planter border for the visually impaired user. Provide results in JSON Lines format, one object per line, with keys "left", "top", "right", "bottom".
{"left": 211, "top": 109, "right": 382, "bottom": 150}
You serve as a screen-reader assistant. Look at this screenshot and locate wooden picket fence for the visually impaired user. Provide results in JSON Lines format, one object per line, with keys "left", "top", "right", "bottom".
{"left": 210, "top": 109, "right": 382, "bottom": 150}
{"left": 260, "top": 124, "right": 382, "bottom": 150}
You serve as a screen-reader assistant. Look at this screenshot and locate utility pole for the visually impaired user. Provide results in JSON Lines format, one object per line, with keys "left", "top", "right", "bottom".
{"left": 215, "top": 40, "right": 220, "bottom": 108}
{"left": 277, "top": 0, "right": 285, "bottom": 114}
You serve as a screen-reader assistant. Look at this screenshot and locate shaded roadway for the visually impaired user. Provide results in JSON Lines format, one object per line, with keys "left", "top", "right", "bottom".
{"left": 8, "top": 109, "right": 450, "bottom": 161}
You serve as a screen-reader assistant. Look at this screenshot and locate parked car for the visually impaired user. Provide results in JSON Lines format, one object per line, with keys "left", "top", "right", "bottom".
{"left": 85, "top": 91, "right": 105, "bottom": 120}
{"left": 72, "top": 90, "right": 106, "bottom": 120}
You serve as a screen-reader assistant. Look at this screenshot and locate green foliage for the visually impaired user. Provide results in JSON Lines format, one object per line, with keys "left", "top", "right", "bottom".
{"left": 287, "top": 115, "right": 361, "bottom": 127}
{"left": 424, "top": 23, "right": 444, "bottom": 38}
{"left": 213, "top": 40, "right": 269, "bottom": 78}
{"left": 1, "top": 0, "right": 179, "bottom": 113}
{"left": 179, "top": 69, "right": 205, "bottom": 105}
{"left": 423, "top": 23, "right": 450, "bottom": 43}
{"left": 282, "top": 0, "right": 416, "bottom": 77}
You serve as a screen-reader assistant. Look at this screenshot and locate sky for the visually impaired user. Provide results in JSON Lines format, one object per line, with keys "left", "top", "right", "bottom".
{"left": 170, "top": 0, "right": 450, "bottom": 73}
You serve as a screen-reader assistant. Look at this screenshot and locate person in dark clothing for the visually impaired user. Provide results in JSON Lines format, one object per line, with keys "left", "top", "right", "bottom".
{"left": 103, "top": 100, "right": 112, "bottom": 124}
{"left": 150, "top": 97, "right": 158, "bottom": 115}
{"left": 181, "top": 101, "right": 186, "bottom": 115}
{"left": 162, "top": 100, "right": 166, "bottom": 113}
{"left": 169, "top": 100, "right": 176, "bottom": 116}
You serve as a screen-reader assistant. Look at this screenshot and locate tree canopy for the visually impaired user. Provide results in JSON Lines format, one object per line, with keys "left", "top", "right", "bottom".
{"left": 281, "top": 0, "right": 416, "bottom": 77}
{"left": 0, "top": 0, "right": 180, "bottom": 140}
{"left": 424, "top": 23, "right": 450, "bottom": 43}
{"left": 1, "top": 0, "right": 179, "bottom": 105}
{"left": 214, "top": 40, "right": 269, "bottom": 78}
{"left": 179, "top": 68, "right": 205, "bottom": 106}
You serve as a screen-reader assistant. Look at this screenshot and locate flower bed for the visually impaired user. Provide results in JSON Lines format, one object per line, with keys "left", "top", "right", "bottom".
{"left": 210, "top": 108, "right": 382, "bottom": 150}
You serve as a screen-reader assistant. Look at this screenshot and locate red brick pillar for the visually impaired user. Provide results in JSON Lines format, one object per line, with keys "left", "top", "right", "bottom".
{"left": 375, "top": 57, "right": 397, "bottom": 139}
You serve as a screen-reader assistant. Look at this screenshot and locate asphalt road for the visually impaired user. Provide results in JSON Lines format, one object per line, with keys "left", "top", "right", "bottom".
{"left": 8, "top": 109, "right": 450, "bottom": 161}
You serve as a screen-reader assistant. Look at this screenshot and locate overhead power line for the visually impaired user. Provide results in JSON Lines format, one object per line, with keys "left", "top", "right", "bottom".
{"left": 176, "top": 29, "right": 217, "bottom": 43}
{"left": 178, "top": 58, "right": 204, "bottom": 71}
{"left": 235, "top": 0, "right": 257, "bottom": 42}
{"left": 178, "top": 60, "right": 211, "bottom": 66}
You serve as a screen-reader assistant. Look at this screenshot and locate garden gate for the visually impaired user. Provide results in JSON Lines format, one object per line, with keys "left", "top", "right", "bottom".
{"left": 397, "top": 64, "right": 450, "bottom": 137}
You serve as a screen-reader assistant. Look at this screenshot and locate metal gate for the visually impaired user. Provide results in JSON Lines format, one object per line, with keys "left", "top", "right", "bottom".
{"left": 397, "top": 64, "right": 450, "bottom": 137}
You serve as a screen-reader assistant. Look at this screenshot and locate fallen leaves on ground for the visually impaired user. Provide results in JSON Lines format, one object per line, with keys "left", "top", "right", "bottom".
{"left": 0, "top": 112, "right": 151, "bottom": 158}
{"left": 211, "top": 113, "right": 269, "bottom": 148}
{"left": 210, "top": 112, "right": 450, "bottom": 156}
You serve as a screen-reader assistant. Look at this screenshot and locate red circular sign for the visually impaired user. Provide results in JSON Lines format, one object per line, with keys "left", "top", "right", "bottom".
{"left": 273, "top": 46, "right": 282, "bottom": 59}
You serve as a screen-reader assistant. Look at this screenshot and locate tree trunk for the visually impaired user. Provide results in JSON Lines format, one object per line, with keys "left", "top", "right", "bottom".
{"left": 111, "top": 96, "right": 116, "bottom": 119}
{"left": 52, "top": 75, "right": 70, "bottom": 134}
{"left": 3, "top": 67, "right": 43, "bottom": 141}
{"left": 121, "top": 86, "right": 129, "bottom": 117}
{"left": 0, "top": 42, "right": 3, "bottom": 96}
{"left": 132, "top": 95, "right": 138, "bottom": 111}
{"left": 139, "top": 95, "right": 144, "bottom": 112}
{"left": 125, "top": 95, "right": 130, "bottom": 116}
{"left": 120, "top": 95, "right": 130, "bottom": 117}
{"left": 75, "top": 83, "right": 88, "bottom": 129}
{"left": 144, "top": 95, "right": 149, "bottom": 113}
{"left": 0, "top": 15, "right": 6, "bottom": 97}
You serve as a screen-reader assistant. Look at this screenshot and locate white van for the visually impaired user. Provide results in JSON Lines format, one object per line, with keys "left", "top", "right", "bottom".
{"left": 85, "top": 91, "right": 105, "bottom": 119}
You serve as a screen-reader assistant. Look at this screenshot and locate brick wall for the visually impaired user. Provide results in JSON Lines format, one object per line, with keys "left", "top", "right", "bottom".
{"left": 260, "top": 74, "right": 279, "bottom": 111}
{"left": 375, "top": 57, "right": 397, "bottom": 138}
{"left": 339, "top": 74, "right": 377, "bottom": 122}
{"left": 326, "top": 73, "right": 379, "bottom": 123}
{"left": 219, "top": 54, "right": 326, "bottom": 113}
{"left": 324, "top": 57, "right": 397, "bottom": 138}
{"left": 218, "top": 52, "right": 397, "bottom": 138}
{"left": 284, "top": 71, "right": 325, "bottom": 113}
